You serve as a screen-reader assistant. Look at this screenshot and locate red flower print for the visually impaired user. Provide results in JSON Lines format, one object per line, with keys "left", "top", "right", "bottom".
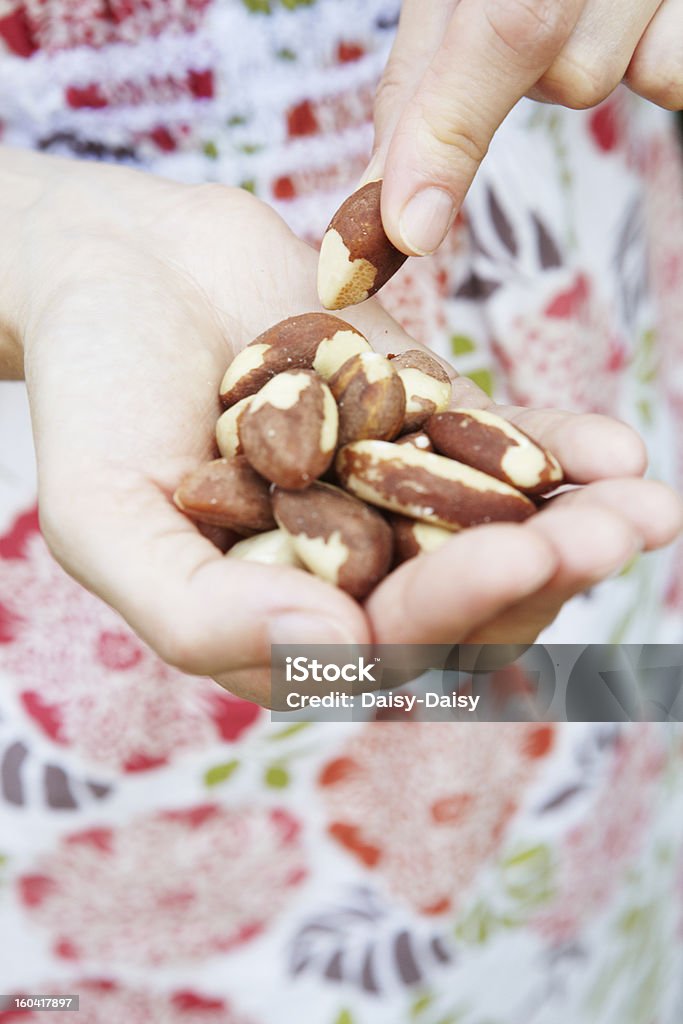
{"left": 588, "top": 96, "right": 626, "bottom": 153}
{"left": 493, "top": 272, "right": 625, "bottom": 412}
{"left": 533, "top": 726, "right": 665, "bottom": 943}
{"left": 0, "top": 978, "right": 257, "bottom": 1024}
{"left": 318, "top": 723, "right": 555, "bottom": 916}
{"left": 0, "top": 509, "right": 260, "bottom": 771}
{"left": 17, "top": 804, "right": 306, "bottom": 965}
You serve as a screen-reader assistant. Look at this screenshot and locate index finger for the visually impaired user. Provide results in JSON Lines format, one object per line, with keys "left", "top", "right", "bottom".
{"left": 381, "top": 0, "right": 584, "bottom": 255}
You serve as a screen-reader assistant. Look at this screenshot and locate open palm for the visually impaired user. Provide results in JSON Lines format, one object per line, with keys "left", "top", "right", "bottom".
{"left": 17, "top": 157, "right": 681, "bottom": 705}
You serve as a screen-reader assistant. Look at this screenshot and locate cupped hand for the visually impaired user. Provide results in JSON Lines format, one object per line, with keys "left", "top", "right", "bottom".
{"left": 368, "top": 0, "right": 683, "bottom": 257}
{"left": 5, "top": 151, "right": 681, "bottom": 706}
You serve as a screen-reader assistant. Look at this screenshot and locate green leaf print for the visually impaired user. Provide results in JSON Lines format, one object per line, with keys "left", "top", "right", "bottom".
{"left": 333, "top": 1010, "right": 354, "bottom": 1024}
{"left": 265, "top": 764, "right": 290, "bottom": 788}
{"left": 204, "top": 760, "right": 240, "bottom": 787}
{"left": 467, "top": 368, "right": 494, "bottom": 396}
{"left": 501, "top": 842, "right": 554, "bottom": 908}
{"left": 241, "top": 0, "right": 271, "bottom": 13}
{"left": 268, "top": 722, "right": 312, "bottom": 742}
{"left": 450, "top": 334, "right": 476, "bottom": 357}
{"left": 410, "top": 992, "right": 434, "bottom": 1018}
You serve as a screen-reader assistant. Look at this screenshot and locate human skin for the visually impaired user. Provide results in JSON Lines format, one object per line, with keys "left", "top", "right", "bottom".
{"left": 368, "top": 0, "right": 683, "bottom": 256}
{"left": 0, "top": 147, "right": 681, "bottom": 705}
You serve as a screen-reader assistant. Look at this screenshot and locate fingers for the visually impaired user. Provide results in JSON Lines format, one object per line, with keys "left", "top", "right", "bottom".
{"left": 542, "top": 477, "right": 683, "bottom": 550}
{"left": 625, "top": 0, "right": 683, "bottom": 110}
{"left": 494, "top": 406, "right": 648, "bottom": 481}
{"left": 465, "top": 502, "right": 641, "bottom": 642}
{"left": 532, "top": 0, "right": 664, "bottom": 107}
{"left": 365, "top": 524, "right": 558, "bottom": 643}
{"left": 366, "top": 0, "right": 459, "bottom": 183}
{"left": 380, "top": 0, "right": 583, "bottom": 255}
{"left": 39, "top": 468, "right": 370, "bottom": 677}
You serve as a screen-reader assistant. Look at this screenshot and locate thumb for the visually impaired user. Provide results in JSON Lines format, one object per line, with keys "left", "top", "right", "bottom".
{"left": 380, "top": 0, "right": 581, "bottom": 256}
{"left": 39, "top": 470, "right": 371, "bottom": 678}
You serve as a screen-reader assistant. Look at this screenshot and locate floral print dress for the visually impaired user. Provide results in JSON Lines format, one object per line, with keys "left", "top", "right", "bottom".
{"left": 0, "top": 3, "right": 682, "bottom": 1023}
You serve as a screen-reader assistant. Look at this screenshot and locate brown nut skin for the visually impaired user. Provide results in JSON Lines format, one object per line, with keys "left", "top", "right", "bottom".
{"left": 328, "top": 351, "right": 406, "bottom": 445}
{"left": 239, "top": 369, "right": 338, "bottom": 490}
{"left": 317, "top": 180, "right": 408, "bottom": 310}
{"left": 272, "top": 482, "right": 393, "bottom": 599}
{"left": 390, "top": 515, "right": 454, "bottom": 565}
{"left": 394, "top": 430, "right": 434, "bottom": 452}
{"left": 336, "top": 440, "right": 535, "bottom": 530}
{"left": 219, "top": 313, "right": 368, "bottom": 407}
{"left": 173, "top": 457, "right": 275, "bottom": 533}
{"left": 389, "top": 350, "right": 452, "bottom": 432}
{"left": 426, "top": 409, "right": 564, "bottom": 496}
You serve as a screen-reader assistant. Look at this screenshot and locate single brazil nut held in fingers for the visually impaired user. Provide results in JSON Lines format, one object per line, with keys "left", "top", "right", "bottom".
{"left": 336, "top": 440, "right": 535, "bottom": 530}
{"left": 390, "top": 515, "right": 454, "bottom": 565}
{"left": 328, "top": 351, "right": 406, "bottom": 445}
{"left": 426, "top": 409, "right": 564, "bottom": 496}
{"left": 227, "top": 529, "right": 304, "bottom": 568}
{"left": 219, "top": 313, "right": 368, "bottom": 407}
{"left": 389, "top": 350, "right": 452, "bottom": 432}
{"left": 238, "top": 369, "right": 338, "bottom": 489}
{"left": 173, "top": 456, "right": 276, "bottom": 533}
{"left": 317, "top": 180, "right": 408, "bottom": 310}
{"left": 215, "top": 394, "right": 252, "bottom": 459}
{"left": 272, "top": 482, "right": 394, "bottom": 599}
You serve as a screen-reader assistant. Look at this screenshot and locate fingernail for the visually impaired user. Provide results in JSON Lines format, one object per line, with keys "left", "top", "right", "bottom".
{"left": 399, "top": 188, "right": 455, "bottom": 256}
{"left": 358, "top": 152, "right": 384, "bottom": 188}
{"left": 268, "top": 613, "right": 358, "bottom": 648}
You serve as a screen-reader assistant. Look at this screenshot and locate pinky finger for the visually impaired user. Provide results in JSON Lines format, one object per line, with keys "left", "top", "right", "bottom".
{"left": 625, "top": 0, "right": 683, "bottom": 110}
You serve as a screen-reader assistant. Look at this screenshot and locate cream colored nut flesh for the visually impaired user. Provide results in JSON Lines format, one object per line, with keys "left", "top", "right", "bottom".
{"left": 427, "top": 409, "right": 563, "bottom": 495}
{"left": 215, "top": 395, "right": 252, "bottom": 459}
{"left": 238, "top": 370, "right": 339, "bottom": 490}
{"left": 399, "top": 367, "right": 451, "bottom": 412}
{"left": 317, "top": 229, "right": 377, "bottom": 310}
{"left": 391, "top": 515, "right": 454, "bottom": 564}
{"left": 312, "top": 328, "right": 372, "bottom": 379}
{"left": 336, "top": 440, "right": 534, "bottom": 530}
{"left": 227, "top": 529, "right": 304, "bottom": 568}
{"left": 317, "top": 181, "right": 409, "bottom": 310}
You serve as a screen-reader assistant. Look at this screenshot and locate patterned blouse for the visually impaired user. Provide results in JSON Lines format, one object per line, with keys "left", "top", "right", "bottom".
{"left": 0, "top": 3, "right": 682, "bottom": 1023}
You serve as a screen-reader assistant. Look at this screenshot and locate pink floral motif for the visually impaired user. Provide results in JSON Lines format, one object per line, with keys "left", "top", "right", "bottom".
{"left": 0, "top": 508, "right": 261, "bottom": 771}
{"left": 20, "top": 0, "right": 211, "bottom": 54}
{"left": 533, "top": 726, "right": 666, "bottom": 943}
{"left": 381, "top": 220, "right": 467, "bottom": 348}
{"left": 17, "top": 803, "right": 307, "bottom": 965}
{"left": 318, "top": 722, "right": 555, "bottom": 915}
{"left": 492, "top": 272, "right": 626, "bottom": 412}
{"left": 0, "top": 978, "right": 257, "bottom": 1023}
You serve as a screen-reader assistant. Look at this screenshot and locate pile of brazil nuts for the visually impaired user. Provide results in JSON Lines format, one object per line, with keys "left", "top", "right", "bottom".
{"left": 173, "top": 311, "right": 564, "bottom": 601}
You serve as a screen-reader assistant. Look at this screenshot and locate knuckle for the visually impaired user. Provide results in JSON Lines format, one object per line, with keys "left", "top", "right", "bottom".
{"left": 418, "top": 98, "right": 490, "bottom": 167}
{"left": 540, "top": 54, "right": 620, "bottom": 109}
{"left": 627, "top": 59, "right": 683, "bottom": 111}
{"left": 485, "top": 0, "right": 571, "bottom": 62}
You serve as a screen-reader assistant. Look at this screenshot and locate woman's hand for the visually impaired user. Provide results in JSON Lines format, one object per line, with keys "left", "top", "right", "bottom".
{"left": 2, "top": 149, "right": 680, "bottom": 706}
{"left": 368, "top": 0, "right": 683, "bottom": 257}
